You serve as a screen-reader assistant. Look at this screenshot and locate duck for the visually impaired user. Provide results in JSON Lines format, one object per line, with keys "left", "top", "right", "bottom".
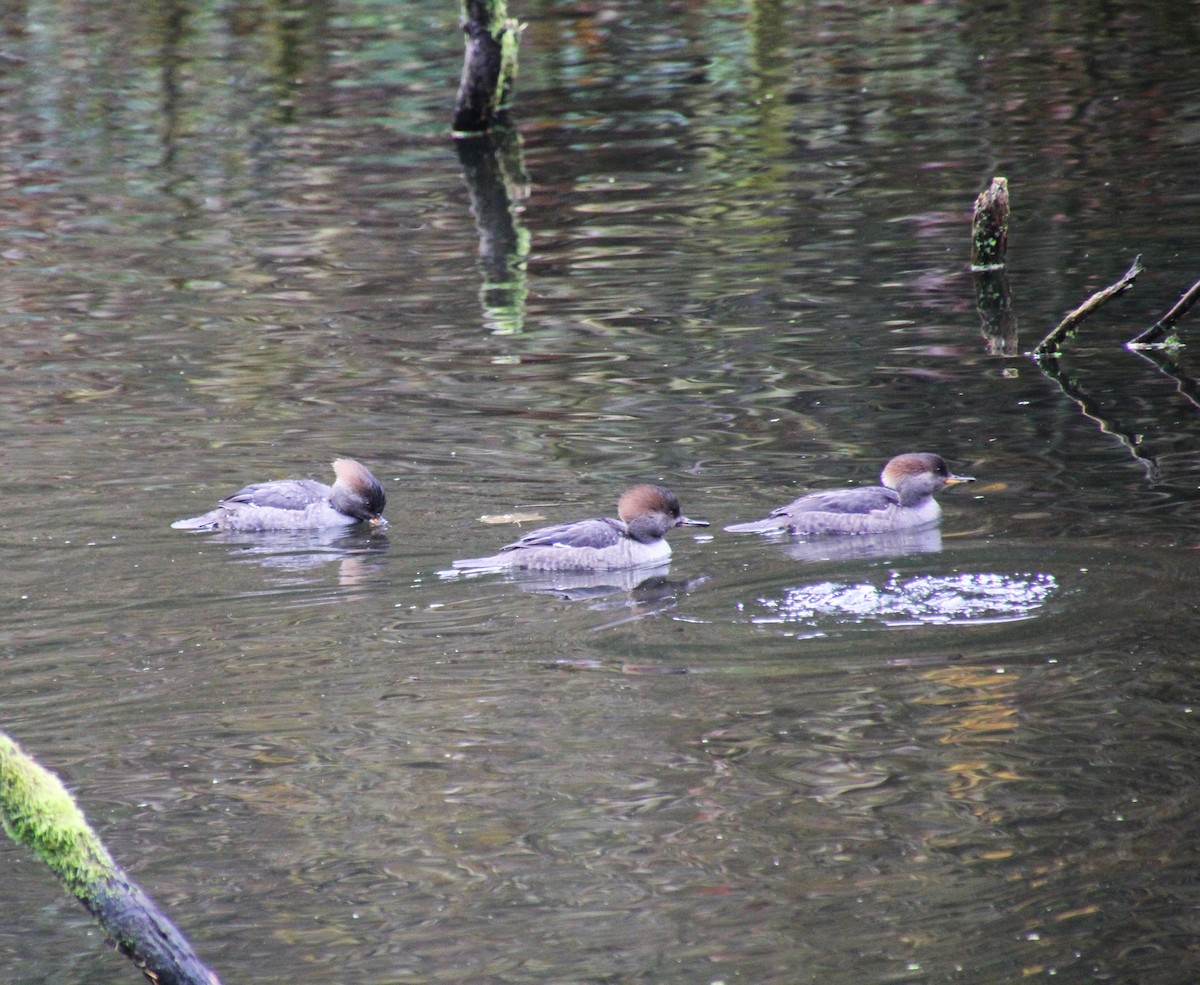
{"left": 723, "top": 453, "right": 973, "bottom": 536}
{"left": 172, "top": 458, "right": 387, "bottom": 532}
{"left": 453, "top": 484, "right": 708, "bottom": 571}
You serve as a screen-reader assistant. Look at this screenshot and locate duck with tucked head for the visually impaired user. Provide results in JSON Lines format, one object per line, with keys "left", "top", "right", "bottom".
{"left": 453, "top": 484, "right": 709, "bottom": 572}
{"left": 172, "top": 458, "right": 387, "bottom": 532}
{"left": 724, "top": 453, "right": 974, "bottom": 536}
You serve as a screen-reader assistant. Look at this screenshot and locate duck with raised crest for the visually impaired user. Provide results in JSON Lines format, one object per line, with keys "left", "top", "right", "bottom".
{"left": 172, "top": 458, "right": 387, "bottom": 532}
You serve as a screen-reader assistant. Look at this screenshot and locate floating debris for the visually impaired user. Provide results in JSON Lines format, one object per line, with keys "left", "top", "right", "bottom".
{"left": 478, "top": 511, "right": 546, "bottom": 525}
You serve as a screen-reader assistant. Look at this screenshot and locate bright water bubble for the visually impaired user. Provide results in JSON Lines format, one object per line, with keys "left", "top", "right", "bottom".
{"left": 754, "top": 571, "right": 1058, "bottom": 629}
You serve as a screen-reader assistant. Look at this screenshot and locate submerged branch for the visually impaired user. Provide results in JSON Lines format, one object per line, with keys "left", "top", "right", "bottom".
{"left": 1033, "top": 255, "right": 1143, "bottom": 357}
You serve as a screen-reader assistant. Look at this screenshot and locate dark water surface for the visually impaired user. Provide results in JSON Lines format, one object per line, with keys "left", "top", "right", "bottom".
{"left": 2, "top": 1, "right": 1200, "bottom": 982}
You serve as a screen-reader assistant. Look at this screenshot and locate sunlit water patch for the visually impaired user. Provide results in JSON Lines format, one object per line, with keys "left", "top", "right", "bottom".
{"left": 750, "top": 570, "right": 1059, "bottom": 632}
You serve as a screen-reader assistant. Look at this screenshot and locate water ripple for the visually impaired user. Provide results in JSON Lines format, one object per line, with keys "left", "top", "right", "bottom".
{"left": 753, "top": 571, "right": 1059, "bottom": 630}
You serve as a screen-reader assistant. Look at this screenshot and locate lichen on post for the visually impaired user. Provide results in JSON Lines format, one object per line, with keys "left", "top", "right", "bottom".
{"left": 971, "top": 176, "right": 1009, "bottom": 270}
{"left": 453, "top": 0, "right": 521, "bottom": 135}
{"left": 0, "top": 732, "right": 223, "bottom": 985}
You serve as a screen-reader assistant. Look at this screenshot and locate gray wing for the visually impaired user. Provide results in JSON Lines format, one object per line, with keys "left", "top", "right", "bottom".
{"left": 221, "top": 479, "right": 329, "bottom": 511}
{"left": 771, "top": 486, "right": 898, "bottom": 517}
{"left": 502, "top": 517, "right": 624, "bottom": 552}
{"left": 725, "top": 486, "right": 900, "bottom": 533}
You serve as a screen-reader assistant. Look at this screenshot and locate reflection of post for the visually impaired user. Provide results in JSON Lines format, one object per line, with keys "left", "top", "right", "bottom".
{"left": 972, "top": 267, "right": 1018, "bottom": 356}
{"left": 455, "top": 131, "right": 530, "bottom": 334}
{"left": 155, "top": 0, "right": 187, "bottom": 168}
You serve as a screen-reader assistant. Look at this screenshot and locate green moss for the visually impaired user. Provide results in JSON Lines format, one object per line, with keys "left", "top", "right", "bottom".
{"left": 0, "top": 733, "right": 116, "bottom": 897}
{"left": 497, "top": 18, "right": 521, "bottom": 109}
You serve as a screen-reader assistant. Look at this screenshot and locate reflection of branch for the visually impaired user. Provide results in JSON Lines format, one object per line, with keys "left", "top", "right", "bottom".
{"left": 1128, "top": 276, "right": 1200, "bottom": 348}
{"left": 1033, "top": 255, "right": 1143, "bottom": 357}
{"left": 1127, "top": 346, "right": 1200, "bottom": 413}
{"left": 1037, "top": 355, "right": 1161, "bottom": 483}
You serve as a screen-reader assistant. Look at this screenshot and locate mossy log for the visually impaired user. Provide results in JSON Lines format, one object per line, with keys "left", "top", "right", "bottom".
{"left": 0, "top": 733, "right": 223, "bottom": 985}
{"left": 453, "top": 0, "right": 521, "bottom": 135}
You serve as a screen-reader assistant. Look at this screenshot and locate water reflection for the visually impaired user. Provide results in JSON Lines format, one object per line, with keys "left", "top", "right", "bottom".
{"left": 972, "top": 267, "right": 1019, "bottom": 357}
{"left": 466, "top": 562, "right": 671, "bottom": 598}
{"left": 763, "top": 525, "right": 944, "bottom": 564}
{"left": 190, "top": 528, "right": 388, "bottom": 586}
{"left": 454, "top": 131, "right": 531, "bottom": 335}
{"left": 442, "top": 560, "right": 707, "bottom": 613}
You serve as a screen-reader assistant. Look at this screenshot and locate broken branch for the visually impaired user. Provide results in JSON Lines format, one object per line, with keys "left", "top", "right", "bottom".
{"left": 1128, "top": 276, "right": 1200, "bottom": 348}
{"left": 1033, "top": 255, "right": 1143, "bottom": 358}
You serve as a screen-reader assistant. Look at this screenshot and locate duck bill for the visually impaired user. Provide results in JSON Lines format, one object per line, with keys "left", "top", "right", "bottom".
{"left": 944, "top": 474, "right": 975, "bottom": 486}
{"left": 677, "top": 516, "right": 710, "bottom": 527}
{"left": 369, "top": 516, "right": 389, "bottom": 529}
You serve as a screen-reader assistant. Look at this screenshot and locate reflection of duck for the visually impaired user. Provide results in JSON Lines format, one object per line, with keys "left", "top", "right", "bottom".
{"left": 452, "top": 484, "right": 708, "bottom": 571}
{"left": 518, "top": 570, "right": 711, "bottom": 634}
{"left": 172, "top": 459, "right": 387, "bottom": 532}
{"left": 725, "top": 453, "right": 974, "bottom": 536}
{"left": 779, "top": 526, "right": 943, "bottom": 563}
{"left": 491, "top": 563, "right": 674, "bottom": 599}
{"left": 198, "top": 527, "right": 389, "bottom": 583}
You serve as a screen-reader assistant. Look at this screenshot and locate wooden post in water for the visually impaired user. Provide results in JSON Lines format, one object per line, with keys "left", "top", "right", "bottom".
{"left": 453, "top": 0, "right": 521, "bottom": 135}
{"left": 970, "top": 177, "right": 1009, "bottom": 269}
{"left": 969, "top": 177, "right": 1017, "bottom": 353}
{"left": 0, "top": 733, "right": 223, "bottom": 985}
